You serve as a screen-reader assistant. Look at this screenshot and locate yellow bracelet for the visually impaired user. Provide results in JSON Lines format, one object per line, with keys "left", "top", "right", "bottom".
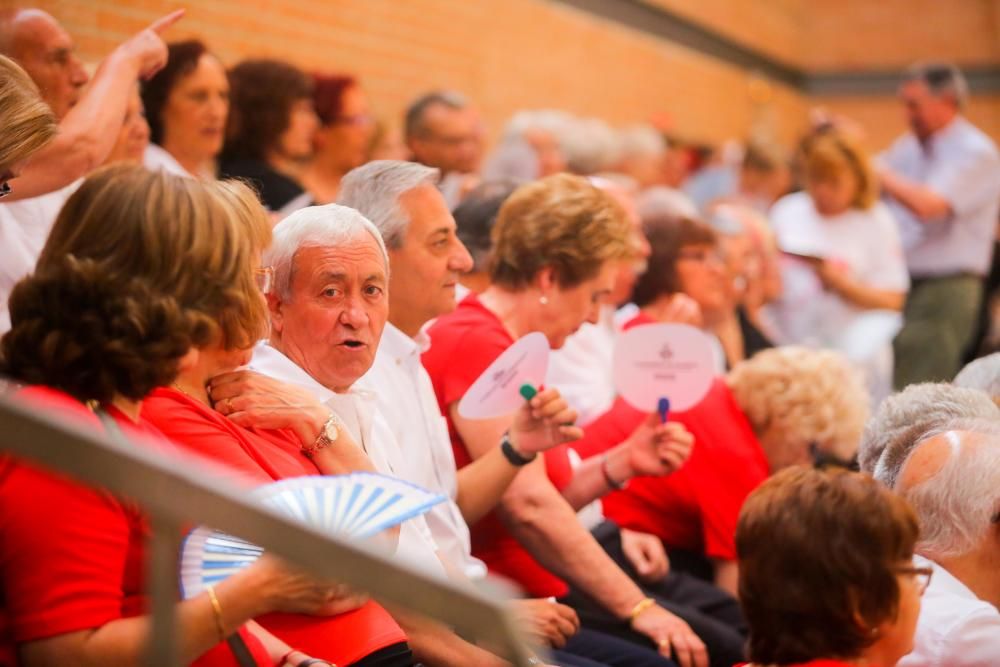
{"left": 629, "top": 597, "right": 656, "bottom": 623}
{"left": 205, "top": 584, "right": 227, "bottom": 641}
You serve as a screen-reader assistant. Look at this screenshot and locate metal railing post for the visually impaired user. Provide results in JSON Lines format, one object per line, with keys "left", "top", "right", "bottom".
{"left": 146, "top": 514, "right": 184, "bottom": 667}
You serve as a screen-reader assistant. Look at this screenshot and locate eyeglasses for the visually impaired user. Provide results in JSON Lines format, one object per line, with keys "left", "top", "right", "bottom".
{"left": 0, "top": 181, "right": 11, "bottom": 199}
{"left": 254, "top": 266, "right": 274, "bottom": 294}
{"left": 895, "top": 564, "right": 934, "bottom": 595}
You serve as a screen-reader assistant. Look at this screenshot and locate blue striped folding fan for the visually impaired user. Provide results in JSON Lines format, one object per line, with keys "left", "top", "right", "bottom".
{"left": 180, "top": 472, "right": 446, "bottom": 598}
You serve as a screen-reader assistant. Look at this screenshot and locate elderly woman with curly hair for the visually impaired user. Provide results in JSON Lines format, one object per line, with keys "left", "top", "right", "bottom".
{"left": 575, "top": 346, "right": 870, "bottom": 597}
{"left": 736, "top": 466, "right": 925, "bottom": 667}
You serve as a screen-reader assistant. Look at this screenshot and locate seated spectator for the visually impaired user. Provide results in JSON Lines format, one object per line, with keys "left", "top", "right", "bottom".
{"left": 141, "top": 40, "right": 229, "bottom": 179}
{"left": 953, "top": 352, "right": 1000, "bottom": 405}
{"left": 615, "top": 125, "right": 668, "bottom": 190}
{"left": 578, "top": 347, "right": 868, "bottom": 595}
{"left": 140, "top": 203, "right": 420, "bottom": 667}
{"left": 424, "top": 173, "right": 729, "bottom": 667}
{"left": 103, "top": 87, "right": 149, "bottom": 165}
{"left": 483, "top": 110, "right": 568, "bottom": 182}
{"left": 858, "top": 382, "right": 999, "bottom": 489}
{"left": 561, "top": 117, "right": 621, "bottom": 176}
{"left": 736, "top": 467, "right": 925, "bottom": 667}
{"left": 220, "top": 59, "right": 317, "bottom": 215}
{"left": 894, "top": 422, "right": 1000, "bottom": 665}
{"left": 404, "top": 91, "right": 483, "bottom": 208}
{"left": 0, "top": 8, "right": 178, "bottom": 332}
{"left": 301, "top": 74, "right": 375, "bottom": 203}
{"left": 0, "top": 164, "right": 350, "bottom": 667}
{"left": 0, "top": 53, "right": 55, "bottom": 192}
{"left": 452, "top": 179, "right": 519, "bottom": 296}
{"left": 770, "top": 131, "right": 908, "bottom": 404}
{"left": 727, "top": 140, "right": 790, "bottom": 213}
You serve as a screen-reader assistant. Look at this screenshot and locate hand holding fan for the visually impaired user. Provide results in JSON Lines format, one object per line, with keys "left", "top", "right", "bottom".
{"left": 180, "top": 472, "right": 446, "bottom": 598}
{"left": 458, "top": 332, "right": 550, "bottom": 419}
{"left": 613, "top": 323, "right": 715, "bottom": 417}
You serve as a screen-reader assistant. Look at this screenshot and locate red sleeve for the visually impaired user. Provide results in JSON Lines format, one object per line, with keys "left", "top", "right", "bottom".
{"left": 0, "top": 465, "right": 131, "bottom": 642}
{"left": 437, "top": 327, "right": 511, "bottom": 410}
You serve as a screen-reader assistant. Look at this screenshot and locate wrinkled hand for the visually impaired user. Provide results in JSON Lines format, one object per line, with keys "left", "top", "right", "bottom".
{"left": 250, "top": 554, "right": 369, "bottom": 617}
{"left": 511, "top": 598, "right": 580, "bottom": 649}
{"left": 625, "top": 414, "right": 694, "bottom": 477}
{"left": 631, "top": 603, "right": 708, "bottom": 667}
{"left": 509, "top": 388, "right": 583, "bottom": 456}
{"left": 659, "top": 293, "right": 703, "bottom": 328}
{"left": 115, "top": 10, "right": 183, "bottom": 80}
{"left": 620, "top": 528, "right": 669, "bottom": 583}
{"left": 209, "top": 370, "right": 330, "bottom": 445}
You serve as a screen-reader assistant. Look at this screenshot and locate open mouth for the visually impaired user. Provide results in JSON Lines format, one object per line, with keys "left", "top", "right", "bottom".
{"left": 339, "top": 339, "right": 366, "bottom": 350}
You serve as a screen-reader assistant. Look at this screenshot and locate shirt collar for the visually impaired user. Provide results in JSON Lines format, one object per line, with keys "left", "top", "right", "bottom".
{"left": 380, "top": 321, "right": 429, "bottom": 363}
{"left": 249, "top": 341, "right": 338, "bottom": 404}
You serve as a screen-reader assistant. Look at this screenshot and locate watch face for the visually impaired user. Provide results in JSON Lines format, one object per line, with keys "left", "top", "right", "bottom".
{"left": 323, "top": 420, "right": 339, "bottom": 442}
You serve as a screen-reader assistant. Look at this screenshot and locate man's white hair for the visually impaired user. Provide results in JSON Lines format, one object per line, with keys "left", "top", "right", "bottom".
{"left": 859, "top": 382, "right": 1000, "bottom": 488}
{"left": 561, "top": 117, "right": 621, "bottom": 175}
{"left": 265, "top": 203, "right": 388, "bottom": 300}
{"left": 901, "top": 418, "right": 1000, "bottom": 559}
{"left": 635, "top": 185, "right": 699, "bottom": 221}
{"left": 336, "top": 160, "right": 439, "bottom": 249}
{"left": 954, "top": 353, "right": 1000, "bottom": 399}
{"left": 618, "top": 124, "right": 667, "bottom": 160}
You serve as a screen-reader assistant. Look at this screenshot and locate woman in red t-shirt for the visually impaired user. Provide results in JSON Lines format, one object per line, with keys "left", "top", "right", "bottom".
{"left": 424, "top": 174, "right": 710, "bottom": 666}
{"left": 735, "top": 467, "right": 926, "bottom": 667}
{"left": 0, "top": 166, "right": 390, "bottom": 667}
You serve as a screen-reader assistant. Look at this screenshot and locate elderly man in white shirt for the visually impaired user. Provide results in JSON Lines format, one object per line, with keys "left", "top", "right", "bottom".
{"left": 877, "top": 62, "right": 1000, "bottom": 388}
{"left": 893, "top": 422, "right": 1000, "bottom": 666}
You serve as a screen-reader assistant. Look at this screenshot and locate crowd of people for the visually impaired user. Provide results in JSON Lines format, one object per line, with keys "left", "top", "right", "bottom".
{"left": 0, "top": 6, "right": 998, "bottom": 667}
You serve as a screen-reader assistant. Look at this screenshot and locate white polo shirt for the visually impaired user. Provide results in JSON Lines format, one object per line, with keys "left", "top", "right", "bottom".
{"left": 250, "top": 342, "right": 449, "bottom": 580}
{"left": 357, "top": 323, "right": 488, "bottom": 579}
{"left": 899, "top": 555, "right": 1000, "bottom": 666}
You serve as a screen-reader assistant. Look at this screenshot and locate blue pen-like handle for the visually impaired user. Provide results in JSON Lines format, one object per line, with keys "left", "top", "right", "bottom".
{"left": 657, "top": 397, "right": 670, "bottom": 424}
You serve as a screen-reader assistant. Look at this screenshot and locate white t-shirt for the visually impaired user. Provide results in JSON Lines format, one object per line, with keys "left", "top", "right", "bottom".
{"left": 249, "top": 342, "right": 449, "bottom": 580}
{"left": 143, "top": 144, "right": 194, "bottom": 178}
{"left": 357, "top": 323, "right": 488, "bottom": 579}
{"left": 769, "top": 191, "right": 909, "bottom": 360}
{"left": 899, "top": 555, "right": 1000, "bottom": 667}
{"left": 0, "top": 182, "right": 80, "bottom": 333}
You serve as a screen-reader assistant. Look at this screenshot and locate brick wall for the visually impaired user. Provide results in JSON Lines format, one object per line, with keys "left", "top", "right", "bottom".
{"left": 11, "top": 0, "right": 1000, "bottom": 152}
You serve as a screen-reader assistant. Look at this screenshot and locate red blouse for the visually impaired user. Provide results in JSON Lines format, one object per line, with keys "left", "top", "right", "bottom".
{"left": 142, "top": 387, "right": 408, "bottom": 666}
{"left": 573, "top": 312, "right": 770, "bottom": 562}
{"left": 422, "top": 294, "right": 575, "bottom": 598}
{"left": 0, "top": 386, "right": 269, "bottom": 667}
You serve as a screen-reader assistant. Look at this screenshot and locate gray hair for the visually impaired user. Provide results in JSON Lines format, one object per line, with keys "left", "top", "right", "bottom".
{"left": 635, "top": 185, "right": 699, "bottom": 222}
{"left": 617, "top": 124, "right": 667, "bottom": 160}
{"left": 336, "top": 160, "right": 439, "bottom": 249}
{"left": 561, "top": 117, "right": 621, "bottom": 175}
{"left": 265, "top": 203, "right": 388, "bottom": 300}
{"left": 404, "top": 90, "right": 468, "bottom": 140}
{"left": 903, "top": 61, "right": 969, "bottom": 109}
{"left": 954, "top": 353, "right": 1000, "bottom": 398}
{"left": 900, "top": 418, "right": 1000, "bottom": 559}
{"left": 859, "top": 382, "right": 1000, "bottom": 488}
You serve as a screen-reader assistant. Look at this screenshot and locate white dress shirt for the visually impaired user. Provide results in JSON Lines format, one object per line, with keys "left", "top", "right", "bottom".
{"left": 0, "top": 181, "right": 80, "bottom": 333}
{"left": 250, "top": 342, "right": 448, "bottom": 580}
{"left": 899, "top": 555, "right": 1000, "bottom": 666}
{"left": 880, "top": 116, "right": 1000, "bottom": 277}
{"left": 357, "top": 323, "right": 488, "bottom": 579}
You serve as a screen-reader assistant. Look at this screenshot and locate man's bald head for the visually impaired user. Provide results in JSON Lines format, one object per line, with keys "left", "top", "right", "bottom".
{"left": 898, "top": 424, "right": 1000, "bottom": 560}
{"left": 0, "top": 9, "right": 87, "bottom": 119}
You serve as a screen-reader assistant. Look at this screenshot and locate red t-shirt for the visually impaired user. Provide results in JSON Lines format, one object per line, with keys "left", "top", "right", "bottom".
{"left": 0, "top": 386, "right": 269, "bottom": 667}
{"left": 142, "top": 387, "right": 407, "bottom": 665}
{"left": 422, "top": 294, "right": 574, "bottom": 598}
{"left": 573, "top": 313, "right": 770, "bottom": 562}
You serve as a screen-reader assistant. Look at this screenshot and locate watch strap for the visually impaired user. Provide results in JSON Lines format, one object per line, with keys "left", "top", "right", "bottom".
{"left": 500, "top": 431, "right": 536, "bottom": 466}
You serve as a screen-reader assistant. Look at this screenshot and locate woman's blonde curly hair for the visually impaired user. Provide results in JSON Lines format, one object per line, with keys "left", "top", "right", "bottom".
{"left": 727, "top": 346, "right": 869, "bottom": 464}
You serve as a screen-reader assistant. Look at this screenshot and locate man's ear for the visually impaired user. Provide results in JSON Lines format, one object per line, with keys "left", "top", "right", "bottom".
{"left": 267, "top": 292, "right": 284, "bottom": 334}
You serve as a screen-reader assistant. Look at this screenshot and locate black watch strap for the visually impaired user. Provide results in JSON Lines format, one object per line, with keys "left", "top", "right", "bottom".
{"left": 500, "top": 431, "right": 536, "bottom": 466}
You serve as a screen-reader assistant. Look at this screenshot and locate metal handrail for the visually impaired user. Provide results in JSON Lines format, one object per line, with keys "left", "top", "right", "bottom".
{"left": 0, "top": 394, "right": 535, "bottom": 666}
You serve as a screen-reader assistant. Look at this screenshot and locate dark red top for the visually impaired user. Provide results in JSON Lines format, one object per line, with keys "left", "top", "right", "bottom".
{"left": 422, "top": 294, "right": 575, "bottom": 598}
{"left": 573, "top": 312, "right": 770, "bottom": 562}
{"left": 142, "top": 387, "right": 408, "bottom": 666}
{"left": 0, "top": 386, "right": 269, "bottom": 667}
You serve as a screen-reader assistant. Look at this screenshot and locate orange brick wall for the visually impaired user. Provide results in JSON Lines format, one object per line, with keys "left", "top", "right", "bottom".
{"left": 9, "top": 0, "right": 1000, "bottom": 151}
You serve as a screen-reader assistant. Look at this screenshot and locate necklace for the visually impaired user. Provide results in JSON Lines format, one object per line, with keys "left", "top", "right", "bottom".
{"left": 172, "top": 381, "right": 209, "bottom": 405}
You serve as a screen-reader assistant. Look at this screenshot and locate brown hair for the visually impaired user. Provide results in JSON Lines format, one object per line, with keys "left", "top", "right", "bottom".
{"left": 223, "top": 59, "right": 313, "bottom": 161}
{"left": 631, "top": 212, "right": 717, "bottom": 306}
{"left": 312, "top": 73, "right": 358, "bottom": 126}
{"left": 0, "top": 53, "right": 56, "bottom": 173}
{"left": 1, "top": 164, "right": 271, "bottom": 404}
{"left": 737, "top": 466, "right": 919, "bottom": 664}
{"left": 802, "top": 131, "right": 877, "bottom": 209}
{"left": 141, "top": 40, "right": 214, "bottom": 146}
{"left": 488, "top": 173, "right": 632, "bottom": 289}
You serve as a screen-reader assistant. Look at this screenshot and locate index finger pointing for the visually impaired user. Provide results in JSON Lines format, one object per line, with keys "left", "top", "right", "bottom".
{"left": 148, "top": 9, "right": 185, "bottom": 34}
